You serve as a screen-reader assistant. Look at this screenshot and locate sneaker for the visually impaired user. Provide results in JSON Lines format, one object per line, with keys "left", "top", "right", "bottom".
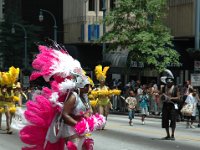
{"left": 142, "top": 121, "right": 145, "bottom": 125}
{"left": 170, "top": 136, "right": 175, "bottom": 141}
{"left": 190, "top": 125, "right": 195, "bottom": 129}
{"left": 7, "top": 129, "right": 13, "bottom": 134}
{"left": 129, "top": 121, "right": 133, "bottom": 126}
{"left": 161, "top": 136, "right": 171, "bottom": 140}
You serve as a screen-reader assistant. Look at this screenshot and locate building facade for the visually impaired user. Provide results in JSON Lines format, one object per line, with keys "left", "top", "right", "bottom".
{"left": 63, "top": 0, "right": 197, "bottom": 85}
{"left": 0, "top": 0, "right": 198, "bottom": 86}
{"left": 165, "top": 0, "right": 196, "bottom": 85}
{"left": 0, "top": 0, "right": 4, "bottom": 69}
{"left": 63, "top": 0, "right": 115, "bottom": 43}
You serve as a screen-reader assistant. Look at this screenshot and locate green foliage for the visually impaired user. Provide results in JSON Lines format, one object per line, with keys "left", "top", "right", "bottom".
{"left": 99, "top": 0, "right": 180, "bottom": 72}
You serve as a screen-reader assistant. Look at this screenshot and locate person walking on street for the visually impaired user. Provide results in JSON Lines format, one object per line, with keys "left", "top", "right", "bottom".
{"left": 197, "top": 89, "right": 200, "bottom": 127}
{"left": 125, "top": 90, "right": 137, "bottom": 126}
{"left": 139, "top": 88, "right": 149, "bottom": 125}
{"left": 184, "top": 88, "right": 198, "bottom": 128}
{"left": 160, "top": 69, "right": 180, "bottom": 141}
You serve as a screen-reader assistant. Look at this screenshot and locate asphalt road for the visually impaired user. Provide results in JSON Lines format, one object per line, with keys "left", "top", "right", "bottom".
{"left": 0, "top": 114, "right": 200, "bottom": 150}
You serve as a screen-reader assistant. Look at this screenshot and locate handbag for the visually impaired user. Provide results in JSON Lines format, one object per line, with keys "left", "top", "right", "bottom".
{"left": 181, "top": 103, "right": 193, "bottom": 116}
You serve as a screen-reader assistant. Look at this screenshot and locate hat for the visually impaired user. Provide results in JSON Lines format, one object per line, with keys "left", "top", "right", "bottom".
{"left": 166, "top": 78, "right": 174, "bottom": 83}
{"left": 75, "top": 75, "right": 91, "bottom": 88}
{"left": 160, "top": 69, "right": 174, "bottom": 84}
{"left": 70, "top": 70, "right": 91, "bottom": 89}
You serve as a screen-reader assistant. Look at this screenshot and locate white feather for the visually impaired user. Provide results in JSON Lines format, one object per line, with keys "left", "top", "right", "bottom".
{"left": 59, "top": 79, "right": 76, "bottom": 93}
{"left": 50, "top": 50, "right": 82, "bottom": 79}
{"left": 160, "top": 76, "right": 167, "bottom": 84}
{"left": 50, "top": 92, "right": 59, "bottom": 103}
{"left": 164, "top": 69, "right": 174, "bottom": 79}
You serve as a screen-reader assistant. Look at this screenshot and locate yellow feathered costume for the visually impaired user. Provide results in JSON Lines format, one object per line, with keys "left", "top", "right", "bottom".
{"left": 0, "top": 66, "right": 20, "bottom": 113}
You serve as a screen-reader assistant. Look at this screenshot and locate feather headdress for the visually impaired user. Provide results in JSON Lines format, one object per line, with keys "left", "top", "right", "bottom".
{"left": 95, "top": 65, "right": 109, "bottom": 81}
{"left": 0, "top": 66, "right": 20, "bottom": 87}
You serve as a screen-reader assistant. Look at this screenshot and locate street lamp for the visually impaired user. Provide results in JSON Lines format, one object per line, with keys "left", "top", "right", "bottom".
{"left": 102, "top": 0, "right": 106, "bottom": 60}
{"left": 11, "top": 23, "right": 28, "bottom": 69}
{"left": 39, "top": 9, "right": 57, "bottom": 42}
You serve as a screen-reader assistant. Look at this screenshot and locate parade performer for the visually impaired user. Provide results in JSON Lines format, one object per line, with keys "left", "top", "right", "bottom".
{"left": 19, "top": 43, "right": 106, "bottom": 150}
{"left": 94, "top": 65, "right": 111, "bottom": 122}
{"left": 160, "top": 69, "right": 180, "bottom": 141}
{"left": 0, "top": 66, "right": 20, "bottom": 134}
{"left": 91, "top": 65, "right": 121, "bottom": 130}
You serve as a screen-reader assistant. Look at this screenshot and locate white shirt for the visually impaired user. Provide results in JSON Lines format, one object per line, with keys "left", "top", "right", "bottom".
{"left": 185, "top": 93, "right": 198, "bottom": 116}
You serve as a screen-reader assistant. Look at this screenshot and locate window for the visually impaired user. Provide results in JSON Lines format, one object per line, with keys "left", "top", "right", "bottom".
{"left": 110, "top": 0, "right": 116, "bottom": 10}
{"left": 168, "top": 0, "right": 192, "bottom": 6}
{"left": 89, "top": 0, "right": 95, "bottom": 11}
{"left": 99, "top": 0, "right": 103, "bottom": 11}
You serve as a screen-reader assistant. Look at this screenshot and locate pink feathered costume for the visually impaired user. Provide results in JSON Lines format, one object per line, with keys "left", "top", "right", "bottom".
{"left": 19, "top": 44, "right": 106, "bottom": 150}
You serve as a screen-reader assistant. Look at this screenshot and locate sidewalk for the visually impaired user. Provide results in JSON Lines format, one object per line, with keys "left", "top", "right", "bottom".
{"left": 110, "top": 110, "right": 200, "bottom": 124}
{"left": 110, "top": 110, "right": 162, "bottom": 119}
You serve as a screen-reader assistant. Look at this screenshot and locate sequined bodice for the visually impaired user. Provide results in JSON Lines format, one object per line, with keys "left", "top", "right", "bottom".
{"left": 72, "top": 92, "right": 87, "bottom": 116}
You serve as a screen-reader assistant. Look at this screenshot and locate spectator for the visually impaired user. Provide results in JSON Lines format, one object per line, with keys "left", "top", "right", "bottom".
{"left": 125, "top": 90, "right": 137, "bottom": 126}
{"left": 184, "top": 88, "right": 198, "bottom": 128}
{"left": 138, "top": 88, "right": 149, "bottom": 125}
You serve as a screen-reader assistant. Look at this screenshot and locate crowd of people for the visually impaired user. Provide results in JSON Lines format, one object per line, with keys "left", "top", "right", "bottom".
{"left": 109, "top": 70, "right": 200, "bottom": 141}
{"left": 110, "top": 78, "right": 200, "bottom": 125}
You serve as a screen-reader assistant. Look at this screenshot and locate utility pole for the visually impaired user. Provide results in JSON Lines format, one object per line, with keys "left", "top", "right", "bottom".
{"left": 102, "top": 0, "right": 106, "bottom": 60}
{"left": 195, "top": 0, "right": 200, "bottom": 50}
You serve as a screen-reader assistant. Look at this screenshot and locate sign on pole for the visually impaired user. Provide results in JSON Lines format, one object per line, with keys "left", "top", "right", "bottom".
{"left": 191, "top": 73, "right": 200, "bottom": 87}
{"left": 194, "top": 61, "right": 200, "bottom": 72}
{"left": 23, "top": 76, "right": 30, "bottom": 88}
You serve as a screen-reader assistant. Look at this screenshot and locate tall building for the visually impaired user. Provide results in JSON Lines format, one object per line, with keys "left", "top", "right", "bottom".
{"left": 1, "top": 0, "right": 198, "bottom": 84}
{"left": 165, "top": 0, "right": 196, "bottom": 84}
{"left": 0, "top": 0, "right": 5, "bottom": 69}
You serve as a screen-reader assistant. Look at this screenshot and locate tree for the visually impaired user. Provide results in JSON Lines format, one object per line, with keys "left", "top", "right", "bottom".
{"left": 0, "top": 0, "right": 42, "bottom": 70}
{"left": 99, "top": 0, "right": 180, "bottom": 72}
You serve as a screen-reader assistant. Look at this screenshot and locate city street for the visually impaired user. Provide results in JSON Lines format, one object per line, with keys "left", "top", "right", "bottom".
{"left": 0, "top": 114, "right": 200, "bottom": 150}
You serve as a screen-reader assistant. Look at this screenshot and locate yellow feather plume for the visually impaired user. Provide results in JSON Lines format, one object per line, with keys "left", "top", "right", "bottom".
{"left": 95, "top": 65, "right": 109, "bottom": 81}
{"left": 102, "top": 66, "right": 109, "bottom": 77}
{"left": 0, "top": 66, "right": 20, "bottom": 86}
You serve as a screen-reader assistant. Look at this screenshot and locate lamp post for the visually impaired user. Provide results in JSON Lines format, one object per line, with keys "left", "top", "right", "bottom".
{"left": 102, "top": 0, "right": 106, "bottom": 60}
{"left": 195, "top": 0, "right": 200, "bottom": 50}
{"left": 11, "top": 23, "right": 28, "bottom": 69}
{"left": 39, "top": 9, "right": 57, "bottom": 42}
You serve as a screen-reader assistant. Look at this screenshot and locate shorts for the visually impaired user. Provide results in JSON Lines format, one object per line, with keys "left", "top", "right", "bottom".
{"left": 141, "top": 107, "right": 149, "bottom": 116}
{"left": 162, "top": 103, "right": 176, "bottom": 128}
{"left": 186, "top": 116, "right": 196, "bottom": 121}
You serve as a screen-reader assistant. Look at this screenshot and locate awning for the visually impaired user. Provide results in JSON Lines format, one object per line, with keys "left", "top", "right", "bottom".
{"left": 103, "top": 51, "right": 129, "bottom": 67}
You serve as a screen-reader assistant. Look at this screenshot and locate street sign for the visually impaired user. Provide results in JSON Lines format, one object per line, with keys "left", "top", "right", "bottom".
{"left": 191, "top": 73, "right": 200, "bottom": 87}
{"left": 23, "top": 76, "right": 30, "bottom": 88}
{"left": 194, "top": 61, "right": 200, "bottom": 72}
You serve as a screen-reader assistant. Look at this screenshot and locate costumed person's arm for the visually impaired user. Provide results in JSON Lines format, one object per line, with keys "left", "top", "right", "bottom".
{"left": 62, "top": 93, "right": 78, "bottom": 126}
{"left": 17, "top": 94, "right": 22, "bottom": 107}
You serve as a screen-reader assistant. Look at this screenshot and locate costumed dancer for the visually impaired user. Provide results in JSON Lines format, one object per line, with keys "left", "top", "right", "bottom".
{"left": 94, "top": 65, "right": 111, "bottom": 123}
{"left": 19, "top": 43, "right": 106, "bottom": 150}
{"left": 92, "top": 65, "right": 121, "bottom": 129}
{"left": 160, "top": 69, "right": 180, "bottom": 141}
{"left": 0, "top": 66, "right": 20, "bottom": 134}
